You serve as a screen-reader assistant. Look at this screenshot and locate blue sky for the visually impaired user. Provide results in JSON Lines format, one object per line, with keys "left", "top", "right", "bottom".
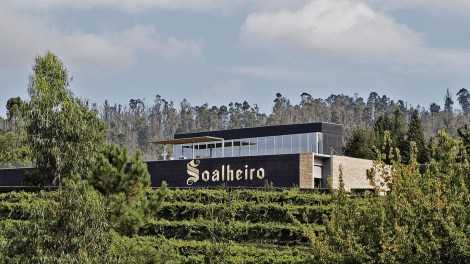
{"left": 1, "top": 0, "right": 470, "bottom": 118}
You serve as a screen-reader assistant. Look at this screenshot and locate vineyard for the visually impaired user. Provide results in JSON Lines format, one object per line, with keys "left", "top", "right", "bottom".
{"left": 0, "top": 187, "right": 337, "bottom": 263}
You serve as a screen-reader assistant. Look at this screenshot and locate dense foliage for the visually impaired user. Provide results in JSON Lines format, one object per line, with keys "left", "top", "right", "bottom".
{"left": 0, "top": 179, "right": 111, "bottom": 263}
{"left": 309, "top": 131, "right": 470, "bottom": 263}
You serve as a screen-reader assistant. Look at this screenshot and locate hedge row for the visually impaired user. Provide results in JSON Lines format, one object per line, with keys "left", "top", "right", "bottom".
{"left": 157, "top": 200, "right": 331, "bottom": 224}
{"left": 141, "top": 219, "right": 323, "bottom": 245}
{"left": 1, "top": 188, "right": 332, "bottom": 206}
{"left": 164, "top": 188, "right": 333, "bottom": 206}
{"left": 130, "top": 236, "right": 316, "bottom": 263}
{"left": 0, "top": 192, "right": 58, "bottom": 220}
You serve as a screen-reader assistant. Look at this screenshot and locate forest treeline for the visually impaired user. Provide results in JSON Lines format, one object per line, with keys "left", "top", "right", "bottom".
{"left": 2, "top": 85, "right": 470, "bottom": 164}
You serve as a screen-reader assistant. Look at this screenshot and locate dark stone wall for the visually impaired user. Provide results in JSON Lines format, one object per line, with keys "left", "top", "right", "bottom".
{"left": 0, "top": 168, "right": 34, "bottom": 186}
{"left": 147, "top": 154, "right": 301, "bottom": 188}
{"left": 0, "top": 155, "right": 303, "bottom": 188}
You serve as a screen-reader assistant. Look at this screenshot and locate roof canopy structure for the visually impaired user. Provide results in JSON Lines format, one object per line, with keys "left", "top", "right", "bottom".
{"left": 149, "top": 136, "right": 223, "bottom": 145}
{"left": 149, "top": 136, "right": 225, "bottom": 160}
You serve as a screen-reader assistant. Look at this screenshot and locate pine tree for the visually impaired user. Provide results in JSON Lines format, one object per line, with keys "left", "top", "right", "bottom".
{"left": 88, "top": 143, "right": 169, "bottom": 236}
{"left": 390, "top": 107, "right": 408, "bottom": 162}
{"left": 343, "top": 127, "right": 375, "bottom": 160}
{"left": 407, "top": 110, "right": 429, "bottom": 164}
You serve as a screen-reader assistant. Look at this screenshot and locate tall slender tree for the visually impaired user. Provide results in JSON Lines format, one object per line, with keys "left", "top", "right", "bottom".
{"left": 444, "top": 88, "right": 454, "bottom": 111}
{"left": 407, "top": 110, "right": 429, "bottom": 164}
{"left": 457, "top": 88, "right": 470, "bottom": 116}
{"left": 24, "top": 51, "right": 106, "bottom": 187}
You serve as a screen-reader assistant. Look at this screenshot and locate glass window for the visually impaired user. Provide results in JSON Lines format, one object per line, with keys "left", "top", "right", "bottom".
{"left": 258, "top": 137, "right": 266, "bottom": 156}
{"left": 194, "top": 144, "right": 204, "bottom": 158}
{"left": 173, "top": 145, "right": 182, "bottom": 159}
{"left": 266, "top": 137, "right": 274, "bottom": 155}
{"left": 214, "top": 142, "right": 222, "bottom": 158}
{"left": 275, "top": 136, "right": 283, "bottom": 154}
{"left": 182, "top": 144, "right": 192, "bottom": 159}
{"left": 300, "top": 134, "right": 308, "bottom": 153}
{"left": 207, "top": 142, "right": 216, "bottom": 158}
{"left": 283, "top": 135, "right": 292, "bottom": 154}
{"left": 203, "top": 143, "right": 209, "bottom": 157}
{"left": 241, "top": 139, "right": 250, "bottom": 156}
{"left": 314, "top": 166, "right": 323, "bottom": 179}
{"left": 224, "top": 140, "right": 233, "bottom": 157}
{"left": 249, "top": 138, "right": 258, "bottom": 156}
{"left": 233, "top": 140, "right": 240, "bottom": 157}
{"left": 309, "top": 133, "right": 317, "bottom": 153}
{"left": 292, "top": 134, "right": 300, "bottom": 153}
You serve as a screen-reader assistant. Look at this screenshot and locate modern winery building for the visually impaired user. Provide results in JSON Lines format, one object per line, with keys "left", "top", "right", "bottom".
{"left": 147, "top": 122, "right": 375, "bottom": 191}
{"left": 0, "top": 122, "right": 377, "bottom": 191}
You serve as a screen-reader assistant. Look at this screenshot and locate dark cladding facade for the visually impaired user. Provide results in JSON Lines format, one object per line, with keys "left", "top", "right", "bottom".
{"left": 147, "top": 154, "right": 301, "bottom": 188}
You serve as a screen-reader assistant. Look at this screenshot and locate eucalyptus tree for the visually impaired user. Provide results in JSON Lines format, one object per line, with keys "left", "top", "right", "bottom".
{"left": 444, "top": 88, "right": 454, "bottom": 111}
{"left": 23, "top": 51, "right": 106, "bottom": 187}
{"left": 429, "top": 102, "right": 441, "bottom": 114}
{"left": 457, "top": 88, "right": 470, "bottom": 116}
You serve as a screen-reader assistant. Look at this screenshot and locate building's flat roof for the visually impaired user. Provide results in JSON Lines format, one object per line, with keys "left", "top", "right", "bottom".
{"left": 174, "top": 122, "right": 342, "bottom": 141}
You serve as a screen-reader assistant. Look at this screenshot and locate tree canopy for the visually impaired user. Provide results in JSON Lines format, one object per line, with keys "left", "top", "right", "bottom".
{"left": 23, "top": 51, "right": 106, "bottom": 186}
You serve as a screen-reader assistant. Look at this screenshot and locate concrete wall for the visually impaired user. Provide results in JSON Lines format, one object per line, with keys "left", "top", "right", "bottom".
{"left": 299, "top": 153, "right": 313, "bottom": 188}
{"left": 331, "top": 155, "right": 374, "bottom": 191}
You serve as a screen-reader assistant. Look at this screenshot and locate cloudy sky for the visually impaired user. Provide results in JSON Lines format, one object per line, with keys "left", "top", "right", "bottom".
{"left": 1, "top": 0, "right": 470, "bottom": 117}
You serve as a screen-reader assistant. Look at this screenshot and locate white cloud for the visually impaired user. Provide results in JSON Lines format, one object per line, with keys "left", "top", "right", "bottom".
{"left": 0, "top": 0, "right": 203, "bottom": 71}
{"left": 240, "top": 0, "right": 470, "bottom": 75}
{"left": 203, "top": 80, "right": 244, "bottom": 96}
{"left": 241, "top": 0, "right": 422, "bottom": 60}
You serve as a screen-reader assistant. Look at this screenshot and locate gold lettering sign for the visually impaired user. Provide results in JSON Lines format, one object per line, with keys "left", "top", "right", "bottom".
{"left": 186, "top": 160, "right": 200, "bottom": 185}
{"left": 186, "top": 160, "right": 265, "bottom": 186}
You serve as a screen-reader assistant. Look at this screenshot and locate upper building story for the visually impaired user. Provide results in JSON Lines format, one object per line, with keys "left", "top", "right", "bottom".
{"left": 169, "top": 122, "right": 343, "bottom": 160}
